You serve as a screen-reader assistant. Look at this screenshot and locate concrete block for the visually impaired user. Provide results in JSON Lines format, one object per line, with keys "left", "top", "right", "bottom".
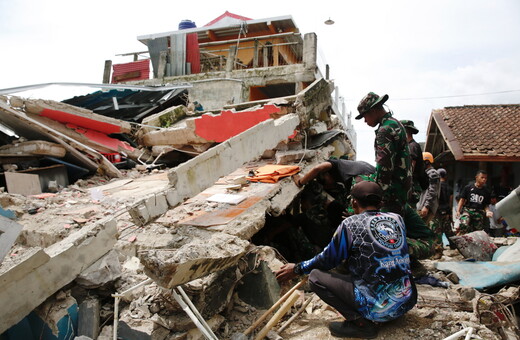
{"left": 0, "top": 217, "right": 118, "bottom": 334}
{"left": 190, "top": 266, "right": 239, "bottom": 317}
{"left": 76, "top": 249, "right": 122, "bottom": 288}
{"left": 78, "top": 298, "right": 100, "bottom": 339}
{"left": 165, "top": 188, "right": 181, "bottom": 208}
{"left": 117, "top": 319, "right": 170, "bottom": 340}
{"left": 275, "top": 149, "right": 315, "bottom": 165}
{"left": 144, "top": 193, "right": 169, "bottom": 219}
{"left": 128, "top": 192, "right": 169, "bottom": 226}
{"left": 237, "top": 260, "right": 280, "bottom": 309}
{"left": 308, "top": 121, "right": 328, "bottom": 135}
{"left": 128, "top": 203, "right": 151, "bottom": 226}
{"left": 0, "top": 247, "right": 49, "bottom": 288}
{"left": 139, "top": 233, "right": 250, "bottom": 288}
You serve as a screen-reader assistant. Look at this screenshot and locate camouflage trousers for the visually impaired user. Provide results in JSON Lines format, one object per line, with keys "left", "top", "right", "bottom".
{"left": 458, "top": 207, "right": 485, "bottom": 235}
{"left": 400, "top": 204, "right": 436, "bottom": 260}
{"left": 407, "top": 237, "right": 436, "bottom": 260}
{"left": 430, "top": 212, "right": 454, "bottom": 245}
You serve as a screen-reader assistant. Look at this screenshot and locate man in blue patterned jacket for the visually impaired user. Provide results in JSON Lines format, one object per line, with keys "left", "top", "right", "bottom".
{"left": 276, "top": 181, "right": 417, "bottom": 339}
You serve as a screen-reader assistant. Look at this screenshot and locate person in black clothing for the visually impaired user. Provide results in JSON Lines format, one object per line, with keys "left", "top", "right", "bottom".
{"left": 456, "top": 170, "right": 493, "bottom": 235}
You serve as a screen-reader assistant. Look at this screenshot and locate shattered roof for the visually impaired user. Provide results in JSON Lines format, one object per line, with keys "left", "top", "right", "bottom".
{"left": 62, "top": 88, "right": 187, "bottom": 123}
{"left": 429, "top": 104, "right": 520, "bottom": 161}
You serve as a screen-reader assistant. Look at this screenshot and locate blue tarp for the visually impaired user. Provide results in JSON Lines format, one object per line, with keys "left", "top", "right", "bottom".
{"left": 435, "top": 260, "right": 520, "bottom": 290}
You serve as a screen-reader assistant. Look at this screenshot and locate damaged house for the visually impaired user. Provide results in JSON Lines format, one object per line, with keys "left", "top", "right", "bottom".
{"left": 424, "top": 104, "right": 520, "bottom": 203}
{"left": 1, "top": 11, "right": 520, "bottom": 340}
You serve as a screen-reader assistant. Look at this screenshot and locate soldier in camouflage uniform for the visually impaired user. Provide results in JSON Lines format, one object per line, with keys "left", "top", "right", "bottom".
{"left": 356, "top": 92, "right": 435, "bottom": 261}
{"left": 401, "top": 120, "right": 427, "bottom": 206}
{"left": 430, "top": 168, "right": 456, "bottom": 248}
{"left": 456, "top": 170, "right": 493, "bottom": 235}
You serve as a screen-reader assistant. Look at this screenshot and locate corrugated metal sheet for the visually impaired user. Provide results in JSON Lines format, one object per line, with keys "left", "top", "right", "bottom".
{"left": 62, "top": 88, "right": 187, "bottom": 123}
{"left": 148, "top": 37, "right": 168, "bottom": 78}
{"left": 111, "top": 59, "right": 150, "bottom": 83}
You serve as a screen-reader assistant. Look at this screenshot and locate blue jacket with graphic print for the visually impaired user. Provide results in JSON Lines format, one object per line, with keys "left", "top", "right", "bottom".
{"left": 298, "top": 210, "right": 417, "bottom": 322}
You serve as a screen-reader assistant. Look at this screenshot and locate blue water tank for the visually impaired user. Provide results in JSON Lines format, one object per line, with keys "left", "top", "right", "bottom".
{"left": 179, "top": 20, "right": 197, "bottom": 30}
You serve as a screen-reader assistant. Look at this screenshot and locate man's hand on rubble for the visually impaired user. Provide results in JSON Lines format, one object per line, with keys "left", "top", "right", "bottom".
{"left": 276, "top": 263, "right": 298, "bottom": 282}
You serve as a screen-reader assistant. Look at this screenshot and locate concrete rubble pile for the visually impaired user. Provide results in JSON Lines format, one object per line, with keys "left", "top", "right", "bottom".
{"left": 0, "top": 78, "right": 352, "bottom": 339}
{"left": 2, "top": 90, "right": 520, "bottom": 340}
{"left": 1, "top": 84, "right": 520, "bottom": 339}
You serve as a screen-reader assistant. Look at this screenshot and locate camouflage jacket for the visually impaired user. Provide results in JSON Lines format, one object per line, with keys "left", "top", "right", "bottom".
{"left": 372, "top": 112, "right": 413, "bottom": 211}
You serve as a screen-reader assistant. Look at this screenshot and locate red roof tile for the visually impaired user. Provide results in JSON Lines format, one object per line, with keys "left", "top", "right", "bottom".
{"left": 432, "top": 104, "right": 520, "bottom": 160}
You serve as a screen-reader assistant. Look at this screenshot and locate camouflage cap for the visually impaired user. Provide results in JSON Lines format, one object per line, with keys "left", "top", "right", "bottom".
{"left": 356, "top": 92, "right": 389, "bottom": 119}
{"left": 400, "top": 120, "right": 419, "bottom": 134}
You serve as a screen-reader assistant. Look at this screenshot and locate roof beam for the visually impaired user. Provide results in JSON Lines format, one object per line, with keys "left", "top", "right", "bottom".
{"left": 206, "top": 30, "right": 217, "bottom": 41}
{"left": 432, "top": 110, "right": 465, "bottom": 161}
{"left": 267, "top": 21, "right": 277, "bottom": 34}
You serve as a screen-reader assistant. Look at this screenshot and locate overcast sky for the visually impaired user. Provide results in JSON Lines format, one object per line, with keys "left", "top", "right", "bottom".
{"left": 1, "top": 0, "right": 519, "bottom": 164}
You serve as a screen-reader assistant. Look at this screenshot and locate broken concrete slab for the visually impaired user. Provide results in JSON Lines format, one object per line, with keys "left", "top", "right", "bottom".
{"left": 25, "top": 113, "right": 136, "bottom": 157}
{"left": 0, "top": 140, "right": 66, "bottom": 158}
{"left": 129, "top": 114, "right": 299, "bottom": 225}
{"left": 141, "top": 104, "right": 288, "bottom": 147}
{"left": 168, "top": 114, "right": 299, "bottom": 204}
{"left": 0, "top": 216, "right": 24, "bottom": 264}
{"left": 141, "top": 105, "right": 188, "bottom": 133}
{"left": 23, "top": 98, "right": 132, "bottom": 134}
{"left": 128, "top": 192, "right": 169, "bottom": 226}
{"left": 0, "top": 101, "right": 122, "bottom": 178}
{"left": 275, "top": 149, "right": 315, "bottom": 165}
{"left": 0, "top": 218, "right": 118, "bottom": 334}
{"left": 142, "top": 119, "right": 212, "bottom": 146}
{"left": 75, "top": 249, "right": 122, "bottom": 288}
{"left": 139, "top": 233, "right": 250, "bottom": 288}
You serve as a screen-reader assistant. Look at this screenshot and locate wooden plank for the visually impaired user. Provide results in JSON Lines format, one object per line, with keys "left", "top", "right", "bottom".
{"left": 4, "top": 172, "right": 41, "bottom": 195}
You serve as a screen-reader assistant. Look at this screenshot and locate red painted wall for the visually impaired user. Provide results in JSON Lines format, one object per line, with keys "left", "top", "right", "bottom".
{"left": 40, "top": 108, "right": 123, "bottom": 134}
{"left": 194, "top": 104, "right": 281, "bottom": 142}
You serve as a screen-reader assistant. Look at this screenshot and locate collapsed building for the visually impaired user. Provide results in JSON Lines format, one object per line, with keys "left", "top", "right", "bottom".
{"left": 1, "top": 11, "right": 519, "bottom": 340}
{"left": 0, "top": 11, "right": 357, "bottom": 340}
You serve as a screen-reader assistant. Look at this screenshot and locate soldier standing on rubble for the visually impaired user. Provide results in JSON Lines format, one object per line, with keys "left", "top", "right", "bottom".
{"left": 276, "top": 181, "right": 417, "bottom": 339}
{"left": 430, "top": 168, "right": 456, "bottom": 248}
{"left": 456, "top": 169, "right": 493, "bottom": 234}
{"left": 355, "top": 92, "right": 435, "bottom": 261}
{"left": 401, "top": 120, "right": 427, "bottom": 205}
